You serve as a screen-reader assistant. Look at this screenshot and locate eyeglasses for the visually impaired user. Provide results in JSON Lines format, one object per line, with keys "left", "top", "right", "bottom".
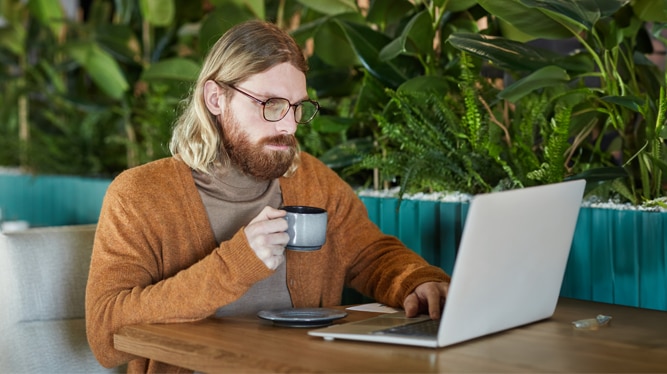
{"left": 216, "top": 81, "right": 320, "bottom": 124}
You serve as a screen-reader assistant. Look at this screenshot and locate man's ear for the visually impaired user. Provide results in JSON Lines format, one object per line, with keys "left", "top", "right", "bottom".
{"left": 203, "top": 80, "right": 225, "bottom": 115}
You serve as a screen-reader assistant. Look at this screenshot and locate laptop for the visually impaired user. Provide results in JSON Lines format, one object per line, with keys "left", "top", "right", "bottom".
{"left": 309, "top": 179, "right": 586, "bottom": 348}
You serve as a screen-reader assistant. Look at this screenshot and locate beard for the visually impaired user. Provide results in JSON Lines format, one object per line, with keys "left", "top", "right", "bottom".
{"left": 220, "top": 110, "right": 298, "bottom": 180}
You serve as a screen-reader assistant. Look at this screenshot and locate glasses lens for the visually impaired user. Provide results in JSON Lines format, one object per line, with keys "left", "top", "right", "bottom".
{"left": 263, "top": 98, "right": 290, "bottom": 121}
{"left": 296, "top": 101, "right": 319, "bottom": 124}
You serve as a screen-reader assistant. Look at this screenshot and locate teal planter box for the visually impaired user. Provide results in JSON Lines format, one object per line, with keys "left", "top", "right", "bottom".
{"left": 2, "top": 172, "right": 665, "bottom": 311}
{"left": 0, "top": 172, "right": 111, "bottom": 227}
{"left": 360, "top": 196, "right": 468, "bottom": 275}
{"left": 562, "top": 207, "right": 667, "bottom": 311}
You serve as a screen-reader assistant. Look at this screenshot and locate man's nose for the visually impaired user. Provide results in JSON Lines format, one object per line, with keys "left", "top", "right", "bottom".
{"left": 275, "top": 111, "right": 298, "bottom": 134}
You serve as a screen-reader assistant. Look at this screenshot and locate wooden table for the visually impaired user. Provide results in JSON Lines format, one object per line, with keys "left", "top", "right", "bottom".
{"left": 114, "top": 298, "right": 667, "bottom": 373}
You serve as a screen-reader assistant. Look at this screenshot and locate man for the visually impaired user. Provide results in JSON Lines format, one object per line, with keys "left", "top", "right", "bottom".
{"left": 86, "top": 20, "right": 450, "bottom": 373}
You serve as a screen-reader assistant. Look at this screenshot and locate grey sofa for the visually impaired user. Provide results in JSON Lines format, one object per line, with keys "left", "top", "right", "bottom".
{"left": 0, "top": 225, "right": 124, "bottom": 373}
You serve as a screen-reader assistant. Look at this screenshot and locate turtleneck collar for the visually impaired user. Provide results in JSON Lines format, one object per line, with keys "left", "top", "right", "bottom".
{"left": 193, "top": 162, "right": 274, "bottom": 202}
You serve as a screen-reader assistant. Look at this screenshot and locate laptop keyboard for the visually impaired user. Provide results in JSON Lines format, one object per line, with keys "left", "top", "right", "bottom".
{"left": 372, "top": 318, "right": 440, "bottom": 337}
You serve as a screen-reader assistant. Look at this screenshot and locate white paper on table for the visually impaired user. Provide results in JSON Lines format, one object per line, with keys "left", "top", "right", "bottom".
{"left": 346, "top": 303, "right": 400, "bottom": 313}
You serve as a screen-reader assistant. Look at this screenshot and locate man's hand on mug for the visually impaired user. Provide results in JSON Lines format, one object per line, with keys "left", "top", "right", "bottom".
{"left": 244, "top": 206, "right": 289, "bottom": 270}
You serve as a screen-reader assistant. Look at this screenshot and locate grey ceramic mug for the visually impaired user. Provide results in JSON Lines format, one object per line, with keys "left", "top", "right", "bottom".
{"left": 283, "top": 206, "right": 327, "bottom": 251}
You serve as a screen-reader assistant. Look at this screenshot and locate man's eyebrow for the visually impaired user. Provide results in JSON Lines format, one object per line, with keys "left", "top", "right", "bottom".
{"left": 267, "top": 92, "right": 311, "bottom": 103}
{"left": 243, "top": 87, "right": 309, "bottom": 102}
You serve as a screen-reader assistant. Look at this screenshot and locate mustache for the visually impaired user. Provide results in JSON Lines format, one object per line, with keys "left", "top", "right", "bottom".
{"left": 261, "top": 135, "right": 297, "bottom": 147}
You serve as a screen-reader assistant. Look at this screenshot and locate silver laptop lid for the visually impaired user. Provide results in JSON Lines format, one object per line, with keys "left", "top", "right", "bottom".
{"left": 437, "top": 179, "right": 586, "bottom": 346}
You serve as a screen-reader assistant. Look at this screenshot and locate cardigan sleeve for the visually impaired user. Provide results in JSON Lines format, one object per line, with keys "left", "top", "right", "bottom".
{"left": 85, "top": 159, "right": 273, "bottom": 368}
{"left": 326, "top": 171, "right": 450, "bottom": 306}
{"left": 281, "top": 153, "right": 450, "bottom": 307}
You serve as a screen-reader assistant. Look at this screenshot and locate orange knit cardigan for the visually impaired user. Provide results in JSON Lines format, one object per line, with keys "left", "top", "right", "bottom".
{"left": 85, "top": 152, "right": 449, "bottom": 373}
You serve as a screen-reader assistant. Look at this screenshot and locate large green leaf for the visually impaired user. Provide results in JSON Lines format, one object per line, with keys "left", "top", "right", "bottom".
{"left": 198, "top": 5, "right": 256, "bottom": 53}
{"left": 448, "top": 33, "right": 583, "bottom": 72}
{"left": 379, "top": 9, "right": 433, "bottom": 61}
{"left": 141, "top": 58, "right": 201, "bottom": 82}
{"left": 312, "top": 115, "right": 354, "bottom": 134}
{"left": 332, "top": 19, "right": 411, "bottom": 88}
{"left": 209, "top": 0, "right": 265, "bottom": 19}
{"left": 477, "top": 0, "right": 574, "bottom": 40}
{"left": 27, "top": 0, "right": 65, "bottom": 38}
{"left": 366, "top": 0, "right": 415, "bottom": 27}
{"left": 397, "top": 75, "right": 451, "bottom": 95}
{"left": 296, "top": 0, "right": 358, "bottom": 15}
{"left": 481, "top": 0, "right": 628, "bottom": 40}
{"left": 319, "top": 137, "right": 374, "bottom": 169}
{"left": 94, "top": 24, "right": 141, "bottom": 65}
{"left": 601, "top": 95, "right": 646, "bottom": 113}
{"left": 487, "top": 0, "right": 631, "bottom": 42}
{"left": 313, "top": 15, "right": 361, "bottom": 68}
{"left": 294, "top": 11, "right": 365, "bottom": 46}
{"left": 566, "top": 166, "right": 629, "bottom": 194}
{"left": 499, "top": 66, "right": 570, "bottom": 102}
{"left": 353, "top": 70, "right": 390, "bottom": 117}
{"left": 442, "top": 0, "right": 478, "bottom": 12}
{"left": 307, "top": 63, "right": 358, "bottom": 97}
{"left": 520, "top": 0, "right": 629, "bottom": 30}
{"left": 291, "top": 17, "right": 327, "bottom": 45}
{"left": 0, "top": 23, "right": 25, "bottom": 55}
{"left": 65, "top": 42, "right": 129, "bottom": 100}
{"left": 139, "top": 0, "right": 175, "bottom": 27}
{"left": 632, "top": 0, "right": 667, "bottom": 22}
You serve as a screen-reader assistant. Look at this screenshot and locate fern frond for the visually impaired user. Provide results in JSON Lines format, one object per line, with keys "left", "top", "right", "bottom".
{"left": 459, "top": 53, "right": 482, "bottom": 150}
{"left": 544, "top": 104, "right": 572, "bottom": 183}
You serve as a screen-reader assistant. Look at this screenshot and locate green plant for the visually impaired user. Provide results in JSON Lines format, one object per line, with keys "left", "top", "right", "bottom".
{"left": 0, "top": 0, "right": 204, "bottom": 176}
{"left": 292, "top": 0, "right": 667, "bottom": 206}
{"left": 6, "top": 0, "right": 662, "bottom": 206}
{"left": 447, "top": 0, "right": 667, "bottom": 204}
{"left": 0, "top": 0, "right": 378, "bottom": 177}
{"left": 291, "top": 0, "right": 483, "bottom": 188}
{"left": 362, "top": 51, "right": 577, "bottom": 198}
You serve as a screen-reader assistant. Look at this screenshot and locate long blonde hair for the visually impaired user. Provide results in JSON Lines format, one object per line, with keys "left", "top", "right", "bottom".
{"left": 169, "top": 20, "right": 307, "bottom": 175}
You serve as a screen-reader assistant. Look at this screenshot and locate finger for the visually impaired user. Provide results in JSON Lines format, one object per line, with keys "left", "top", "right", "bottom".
{"left": 245, "top": 216, "right": 288, "bottom": 240}
{"left": 244, "top": 220, "right": 288, "bottom": 270}
{"left": 272, "top": 245, "right": 286, "bottom": 256}
{"left": 404, "top": 282, "right": 448, "bottom": 319}
{"left": 266, "top": 206, "right": 287, "bottom": 220}
{"left": 266, "top": 254, "right": 285, "bottom": 270}
{"left": 426, "top": 291, "right": 443, "bottom": 320}
{"left": 253, "top": 235, "right": 288, "bottom": 259}
{"left": 248, "top": 206, "right": 287, "bottom": 225}
{"left": 269, "top": 231, "right": 290, "bottom": 248}
{"left": 442, "top": 282, "right": 450, "bottom": 296}
{"left": 425, "top": 283, "right": 448, "bottom": 319}
{"left": 403, "top": 293, "right": 419, "bottom": 318}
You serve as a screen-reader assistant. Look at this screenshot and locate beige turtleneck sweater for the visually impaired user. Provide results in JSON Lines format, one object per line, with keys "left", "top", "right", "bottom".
{"left": 192, "top": 165, "right": 291, "bottom": 316}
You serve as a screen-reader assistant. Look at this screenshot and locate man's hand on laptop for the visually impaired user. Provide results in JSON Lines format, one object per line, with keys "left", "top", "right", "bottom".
{"left": 403, "top": 281, "right": 449, "bottom": 319}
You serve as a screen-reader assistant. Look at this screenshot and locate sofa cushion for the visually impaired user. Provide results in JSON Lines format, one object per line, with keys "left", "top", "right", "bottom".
{"left": 0, "top": 224, "right": 124, "bottom": 373}
{"left": 0, "top": 318, "right": 124, "bottom": 373}
{"left": 0, "top": 224, "right": 96, "bottom": 323}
